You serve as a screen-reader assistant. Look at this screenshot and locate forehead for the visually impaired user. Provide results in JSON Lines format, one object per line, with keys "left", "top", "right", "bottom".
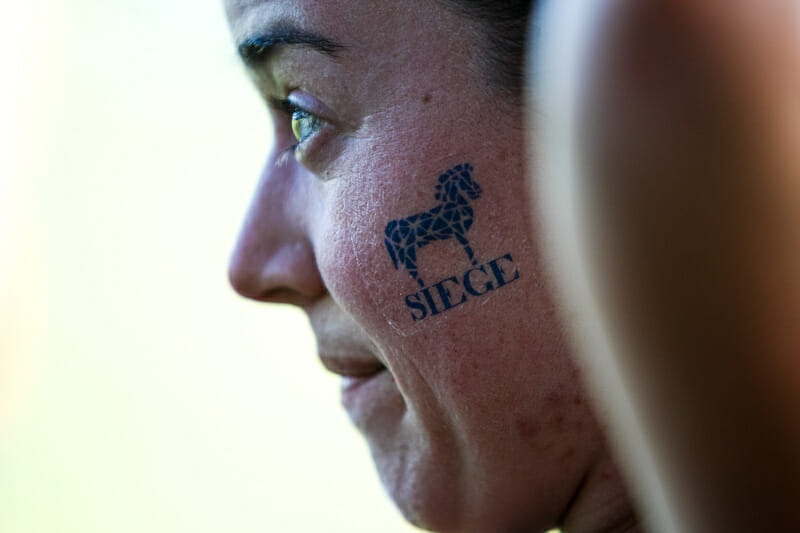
{"left": 225, "top": 0, "right": 345, "bottom": 41}
{"left": 228, "top": 0, "right": 377, "bottom": 37}
{"left": 224, "top": 0, "right": 470, "bottom": 60}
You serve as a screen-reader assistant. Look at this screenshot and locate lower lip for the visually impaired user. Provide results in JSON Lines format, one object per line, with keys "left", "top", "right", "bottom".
{"left": 339, "top": 370, "right": 401, "bottom": 430}
{"left": 340, "top": 375, "right": 376, "bottom": 393}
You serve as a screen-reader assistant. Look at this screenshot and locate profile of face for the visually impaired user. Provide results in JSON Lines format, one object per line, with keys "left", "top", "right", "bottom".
{"left": 226, "top": 1, "right": 632, "bottom": 531}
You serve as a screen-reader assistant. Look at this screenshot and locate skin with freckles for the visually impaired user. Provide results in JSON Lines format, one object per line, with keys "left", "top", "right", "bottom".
{"left": 225, "top": 1, "right": 637, "bottom": 531}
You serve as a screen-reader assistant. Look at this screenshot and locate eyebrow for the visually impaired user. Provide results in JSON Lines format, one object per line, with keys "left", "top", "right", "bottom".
{"left": 237, "top": 24, "right": 344, "bottom": 68}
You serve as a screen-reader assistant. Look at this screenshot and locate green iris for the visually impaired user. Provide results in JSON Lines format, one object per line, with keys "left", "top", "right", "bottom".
{"left": 291, "top": 109, "right": 323, "bottom": 144}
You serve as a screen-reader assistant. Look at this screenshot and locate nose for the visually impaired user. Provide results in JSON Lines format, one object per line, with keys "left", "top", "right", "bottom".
{"left": 228, "top": 150, "right": 325, "bottom": 306}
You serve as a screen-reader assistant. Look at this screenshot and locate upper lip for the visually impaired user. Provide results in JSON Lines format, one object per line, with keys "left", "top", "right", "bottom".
{"left": 318, "top": 353, "right": 386, "bottom": 378}
{"left": 307, "top": 296, "right": 387, "bottom": 378}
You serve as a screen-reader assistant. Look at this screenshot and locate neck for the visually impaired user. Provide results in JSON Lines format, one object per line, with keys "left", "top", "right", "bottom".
{"left": 559, "top": 454, "right": 640, "bottom": 533}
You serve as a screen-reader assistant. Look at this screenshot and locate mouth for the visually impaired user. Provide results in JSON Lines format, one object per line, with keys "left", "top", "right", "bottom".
{"left": 319, "top": 352, "right": 399, "bottom": 432}
{"left": 307, "top": 298, "right": 397, "bottom": 420}
{"left": 318, "top": 353, "right": 387, "bottom": 381}
{"left": 319, "top": 354, "right": 394, "bottom": 402}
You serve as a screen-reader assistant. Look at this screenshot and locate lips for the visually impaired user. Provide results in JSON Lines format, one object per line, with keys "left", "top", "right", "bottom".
{"left": 325, "top": 356, "right": 400, "bottom": 433}
{"left": 307, "top": 298, "right": 397, "bottom": 423}
{"left": 318, "top": 353, "right": 386, "bottom": 379}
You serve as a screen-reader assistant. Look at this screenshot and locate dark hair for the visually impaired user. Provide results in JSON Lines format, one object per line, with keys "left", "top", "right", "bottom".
{"left": 437, "top": 0, "right": 536, "bottom": 99}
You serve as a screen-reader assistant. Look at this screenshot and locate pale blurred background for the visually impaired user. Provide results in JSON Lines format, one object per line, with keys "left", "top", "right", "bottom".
{"left": 0, "top": 0, "right": 420, "bottom": 531}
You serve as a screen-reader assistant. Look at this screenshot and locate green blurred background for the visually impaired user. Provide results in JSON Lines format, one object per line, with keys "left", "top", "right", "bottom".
{"left": 0, "top": 0, "right": 421, "bottom": 531}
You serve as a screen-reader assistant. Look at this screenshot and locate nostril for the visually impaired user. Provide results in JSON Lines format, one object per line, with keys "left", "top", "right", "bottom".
{"left": 257, "top": 286, "right": 315, "bottom": 305}
{"left": 228, "top": 264, "right": 301, "bottom": 304}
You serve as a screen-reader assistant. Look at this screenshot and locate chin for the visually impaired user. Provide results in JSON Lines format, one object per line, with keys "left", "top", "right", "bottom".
{"left": 366, "top": 431, "right": 465, "bottom": 533}
{"left": 365, "top": 424, "right": 567, "bottom": 533}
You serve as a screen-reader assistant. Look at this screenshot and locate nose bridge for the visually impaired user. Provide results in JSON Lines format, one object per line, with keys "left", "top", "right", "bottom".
{"left": 228, "top": 153, "right": 324, "bottom": 304}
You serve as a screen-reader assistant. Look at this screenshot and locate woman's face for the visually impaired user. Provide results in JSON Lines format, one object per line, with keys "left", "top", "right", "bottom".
{"left": 226, "top": 0, "right": 611, "bottom": 530}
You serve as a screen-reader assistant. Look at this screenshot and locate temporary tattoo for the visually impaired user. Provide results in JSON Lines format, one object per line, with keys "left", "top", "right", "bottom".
{"left": 404, "top": 254, "right": 520, "bottom": 322}
{"left": 384, "top": 164, "right": 482, "bottom": 287}
{"left": 382, "top": 164, "right": 521, "bottom": 323}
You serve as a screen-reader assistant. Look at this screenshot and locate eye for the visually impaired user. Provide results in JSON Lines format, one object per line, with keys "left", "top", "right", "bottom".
{"left": 269, "top": 94, "right": 333, "bottom": 163}
{"left": 290, "top": 107, "right": 325, "bottom": 145}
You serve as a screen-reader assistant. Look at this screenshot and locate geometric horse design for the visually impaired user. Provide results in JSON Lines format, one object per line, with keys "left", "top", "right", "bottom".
{"left": 384, "top": 163, "right": 482, "bottom": 287}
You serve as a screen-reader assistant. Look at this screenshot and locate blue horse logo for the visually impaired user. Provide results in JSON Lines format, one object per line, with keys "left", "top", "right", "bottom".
{"left": 384, "top": 163, "right": 482, "bottom": 287}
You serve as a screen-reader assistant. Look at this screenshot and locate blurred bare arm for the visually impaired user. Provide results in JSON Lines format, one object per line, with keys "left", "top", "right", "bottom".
{"left": 536, "top": 1, "right": 800, "bottom": 531}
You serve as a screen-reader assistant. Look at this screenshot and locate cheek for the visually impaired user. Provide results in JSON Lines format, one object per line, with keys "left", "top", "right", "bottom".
{"left": 314, "top": 172, "right": 421, "bottom": 338}
{"left": 313, "top": 159, "right": 541, "bottom": 346}
{"left": 312, "top": 138, "right": 539, "bottom": 340}
{"left": 309, "top": 110, "right": 542, "bottom": 385}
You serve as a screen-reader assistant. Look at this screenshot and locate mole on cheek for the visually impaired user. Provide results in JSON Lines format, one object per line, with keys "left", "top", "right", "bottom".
{"left": 422, "top": 93, "right": 432, "bottom": 104}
